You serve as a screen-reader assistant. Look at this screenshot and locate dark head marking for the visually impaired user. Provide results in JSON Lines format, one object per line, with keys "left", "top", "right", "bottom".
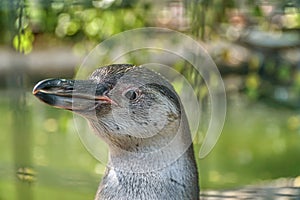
{"left": 145, "top": 83, "right": 181, "bottom": 111}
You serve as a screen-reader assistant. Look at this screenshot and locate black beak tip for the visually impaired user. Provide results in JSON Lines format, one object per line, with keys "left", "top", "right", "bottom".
{"left": 32, "top": 78, "right": 65, "bottom": 106}
{"left": 32, "top": 78, "right": 61, "bottom": 95}
{"left": 33, "top": 91, "right": 57, "bottom": 105}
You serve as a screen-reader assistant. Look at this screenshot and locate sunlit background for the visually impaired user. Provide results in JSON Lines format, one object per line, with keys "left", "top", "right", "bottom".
{"left": 0, "top": 0, "right": 300, "bottom": 199}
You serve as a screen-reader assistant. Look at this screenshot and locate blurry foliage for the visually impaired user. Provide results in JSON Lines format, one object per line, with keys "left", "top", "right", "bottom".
{"left": 0, "top": 0, "right": 298, "bottom": 106}
{"left": 13, "top": 28, "right": 34, "bottom": 54}
{"left": 0, "top": 0, "right": 298, "bottom": 110}
{"left": 2, "top": 0, "right": 150, "bottom": 54}
{"left": 187, "top": 0, "right": 300, "bottom": 107}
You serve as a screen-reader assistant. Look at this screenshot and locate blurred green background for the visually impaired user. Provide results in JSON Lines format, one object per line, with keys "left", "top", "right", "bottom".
{"left": 0, "top": 0, "right": 300, "bottom": 199}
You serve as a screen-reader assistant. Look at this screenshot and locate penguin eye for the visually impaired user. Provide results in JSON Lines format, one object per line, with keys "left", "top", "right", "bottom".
{"left": 124, "top": 90, "right": 139, "bottom": 100}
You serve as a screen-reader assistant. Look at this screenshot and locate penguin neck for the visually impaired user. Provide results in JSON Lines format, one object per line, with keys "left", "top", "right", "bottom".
{"left": 107, "top": 118, "right": 193, "bottom": 173}
{"left": 95, "top": 114, "right": 199, "bottom": 200}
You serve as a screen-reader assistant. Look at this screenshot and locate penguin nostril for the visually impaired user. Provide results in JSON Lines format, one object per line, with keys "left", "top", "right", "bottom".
{"left": 65, "top": 85, "right": 74, "bottom": 91}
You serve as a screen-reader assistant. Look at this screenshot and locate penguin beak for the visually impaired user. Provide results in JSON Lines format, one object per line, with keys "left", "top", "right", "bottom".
{"left": 32, "top": 78, "right": 114, "bottom": 111}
